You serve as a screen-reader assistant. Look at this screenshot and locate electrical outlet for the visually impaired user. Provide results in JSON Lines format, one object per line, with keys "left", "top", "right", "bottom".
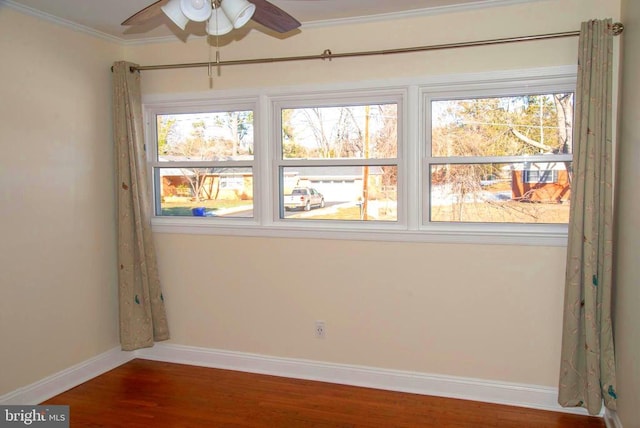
{"left": 315, "top": 320, "right": 326, "bottom": 339}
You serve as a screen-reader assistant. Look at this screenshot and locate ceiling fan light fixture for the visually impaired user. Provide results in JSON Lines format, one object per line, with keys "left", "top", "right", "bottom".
{"left": 221, "top": 0, "right": 256, "bottom": 29}
{"left": 180, "top": 0, "right": 213, "bottom": 22}
{"left": 161, "top": 0, "right": 190, "bottom": 30}
{"left": 207, "top": 7, "right": 234, "bottom": 36}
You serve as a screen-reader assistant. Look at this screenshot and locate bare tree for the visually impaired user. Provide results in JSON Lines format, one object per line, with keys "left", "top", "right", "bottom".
{"left": 166, "top": 120, "right": 213, "bottom": 202}
{"left": 431, "top": 94, "right": 573, "bottom": 221}
{"left": 214, "top": 111, "right": 253, "bottom": 157}
{"left": 300, "top": 108, "right": 333, "bottom": 157}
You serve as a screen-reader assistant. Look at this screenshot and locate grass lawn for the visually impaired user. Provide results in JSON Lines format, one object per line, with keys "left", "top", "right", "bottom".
{"left": 301, "top": 206, "right": 363, "bottom": 220}
{"left": 160, "top": 196, "right": 568, "bottom": 224}
{"left": 160, "top": 198, "right": 253, "bottom": 216}
{"left": 431, "top": 200, "right": 570, "bottom": 223}
{"left": 303, "top": 200, "right": 568, "bottom": 223}
{"left": 291, "top": 203, "right": 397, "bottom": 221}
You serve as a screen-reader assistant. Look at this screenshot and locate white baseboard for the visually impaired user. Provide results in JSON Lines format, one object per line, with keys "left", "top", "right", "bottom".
{"left": 136, "top": 343, "right": 594, "bottom": 417}
{"left": 0, "top": 347, "right": 134, "bottom": 405}
{"left": 604, "top": 408, "right": 623, "bottom": 428}
{"left": 0, "top": 342, "right": 603, "bottom": 420}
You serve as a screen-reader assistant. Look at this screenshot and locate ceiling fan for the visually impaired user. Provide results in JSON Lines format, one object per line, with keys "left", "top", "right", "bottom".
{"left": 121, "top": 0, "right": 302, "bottom": 35}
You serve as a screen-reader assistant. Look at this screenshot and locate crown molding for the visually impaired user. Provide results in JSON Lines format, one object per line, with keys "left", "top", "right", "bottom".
{"left": 1, "top": 0, "right": 124, "bottom": 44}
{"left": 2, "top": 0, "right": 549, "bottom": 46}
{"left": 301, "top": 0, "right": 549, "bottom": 30}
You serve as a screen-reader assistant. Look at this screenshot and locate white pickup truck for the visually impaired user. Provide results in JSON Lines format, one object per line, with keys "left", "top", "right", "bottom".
{"left": 284, "top": 187, "right": 325, "bottom": 211}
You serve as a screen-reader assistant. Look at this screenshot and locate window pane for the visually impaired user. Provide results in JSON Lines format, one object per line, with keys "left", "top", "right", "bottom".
{"left": 429, "top": 162, "right": 571, "bottom": 223}
{"left": 432, "top": 94, "right": 574, "bottom": 157}
{"left": 282, "top": 104, "right": 397, "bottom": 159}
{"left": 157, "top": 111, "right": 254, "bottom": 161}
{"left": 281, "top": 166, "right": 397, "bottom": 221}
{"left": 156, "top": 167, "right": 253, "bottom": 217}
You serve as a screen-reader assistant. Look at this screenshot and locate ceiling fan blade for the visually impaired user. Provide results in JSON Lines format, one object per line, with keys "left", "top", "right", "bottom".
{"left": 121, "top": 0, "right": 166, "bottom": 26}
{"left": 248, "top": 0, "right": 302, "bottom": 33}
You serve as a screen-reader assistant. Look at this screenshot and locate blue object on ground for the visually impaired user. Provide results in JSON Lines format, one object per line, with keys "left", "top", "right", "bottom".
{"left": 191, "top": 207, "right": 206, "bottom": 216}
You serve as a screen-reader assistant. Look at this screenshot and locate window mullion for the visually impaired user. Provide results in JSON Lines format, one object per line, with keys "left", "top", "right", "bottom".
{"left": 405, "top": 85, "right": 421, "bottom": 230}
{"left": 258, "top": 93, "right": 275, "bottom": 225}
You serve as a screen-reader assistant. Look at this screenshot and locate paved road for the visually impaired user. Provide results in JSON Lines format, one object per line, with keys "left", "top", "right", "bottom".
{"left": 218, "top": 201, "right": 346, "bottom": 218}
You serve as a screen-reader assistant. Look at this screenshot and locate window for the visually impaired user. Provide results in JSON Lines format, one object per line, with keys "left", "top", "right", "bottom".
{"left": 425, "top": 93, "right": 573, "bottom": 224}
{"left": 523, "top": 168, "right": 558, "bottom": 184}
{"left": 146, "top": 67, "right": 576, "bottom": 244}
{"left": 275, "top": 100, "right": 400, "bottom": 222}
{"left": 219, "top": 175, "right": 246, "bottom": 189}
{"left": 151, "top": 109, "right": 255, "bottom": 218}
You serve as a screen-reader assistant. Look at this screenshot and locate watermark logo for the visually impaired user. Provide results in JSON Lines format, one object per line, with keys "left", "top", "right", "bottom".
{"left": 0, "top": 406, "right": 68, "bottom": 427}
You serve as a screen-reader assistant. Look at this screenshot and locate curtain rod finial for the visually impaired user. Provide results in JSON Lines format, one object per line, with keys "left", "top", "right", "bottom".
{"left": 612, "top": 22, "right": 624, "bottom": 36}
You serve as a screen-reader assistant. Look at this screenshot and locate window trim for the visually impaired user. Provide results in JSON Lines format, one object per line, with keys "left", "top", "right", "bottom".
{"left": 146, "top": 98, "right": 260, "bottom": 222}
{"left": 419, "top": 79, "right": 575, "bottom": 233}
{"left": 271, "top": 91, "right": 405, "bottom": 225}
{"left": 144, "top": 66, "right": 577, "bottom": 246}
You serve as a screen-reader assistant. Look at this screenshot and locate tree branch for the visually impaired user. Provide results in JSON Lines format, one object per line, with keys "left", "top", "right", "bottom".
{"left": 510, "top": 128, "right": 553, "bottom": 152}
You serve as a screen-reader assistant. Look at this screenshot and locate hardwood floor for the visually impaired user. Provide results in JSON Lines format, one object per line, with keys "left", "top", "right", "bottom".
{"left": 43, "top": 359, "right": 604, "bottom": 427}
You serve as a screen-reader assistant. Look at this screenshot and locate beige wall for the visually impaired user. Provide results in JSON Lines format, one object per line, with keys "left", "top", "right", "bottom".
{"left": 0, "top": 9, "right": 122, "bottom": 394}
{"left": 126, "top": 0, "right": 622, "bottom": 389}
{"left": 1, "top": 0, "right": 630, "bottom": 402}
{"left": 615, "top": 1, "right": 640, "bottom": 426}
{"left": 127, "top": 0, "right": 616, "bottom": 94}
{"left": 156, "top": 235, "right": 568, "bottom": 385}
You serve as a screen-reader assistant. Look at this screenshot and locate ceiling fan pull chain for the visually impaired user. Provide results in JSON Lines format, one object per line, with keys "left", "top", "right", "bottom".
{"left": 208, "top": 50, "right": 214, "bottom": 85}
{"left": 207, "top": 0, "right": 222, "bottom": 84}
{"left": 207, "top": 30, "right": 212, "bottom": 78}
{"left": 207, "top": 30, "right": 213, "bottom": 81}
{"left": 215, "top": 3, "right": 222, "bottom": 77}
{"left": 213, "top": 39, "right": 221, "bottom": 78}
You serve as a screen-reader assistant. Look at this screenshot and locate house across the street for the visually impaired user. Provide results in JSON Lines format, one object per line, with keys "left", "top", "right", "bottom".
{"left": 510, "top": 162, "right": 571, "bottom": 203}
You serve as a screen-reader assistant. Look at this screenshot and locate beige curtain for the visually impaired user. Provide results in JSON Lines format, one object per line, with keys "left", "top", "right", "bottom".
{"left": 558, "top": 19, "right": 616, "bottom": 415}
{"left": 112, "top": 61, "right": 169, "bottom": 351}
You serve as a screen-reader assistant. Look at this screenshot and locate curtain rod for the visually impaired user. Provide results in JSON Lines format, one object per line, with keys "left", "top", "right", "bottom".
{"left": 133, "top": 22, "right": 624, "bottom": 72}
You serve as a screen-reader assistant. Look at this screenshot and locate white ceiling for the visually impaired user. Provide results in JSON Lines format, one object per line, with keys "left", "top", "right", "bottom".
{"left": 3, "top": 0, "right": 525, "bottom": 42}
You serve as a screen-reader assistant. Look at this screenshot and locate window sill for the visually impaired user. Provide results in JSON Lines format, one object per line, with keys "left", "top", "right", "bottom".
{"left": 151, "top": 217, "right": 568, "bottom": 247}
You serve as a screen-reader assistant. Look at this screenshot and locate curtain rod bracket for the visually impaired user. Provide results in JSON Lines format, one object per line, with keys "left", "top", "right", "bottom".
{"left": 110, "top": 65, "right": 140, "bottom": 73}
{"left": 321, "top": 49, "right": 333, "bottom": 61}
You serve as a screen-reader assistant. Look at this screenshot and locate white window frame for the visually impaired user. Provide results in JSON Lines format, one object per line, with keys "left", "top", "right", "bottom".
{"left": 144, "top": 66, "right": 576, "bottom": 246}
{"left": 145, "top": 97, "right": 261, "bottom": 226}
{"left": 419, "top": 77, "right": 575, "bottom": 241}
{"left": 271, "top": 90, "right": 406, "bottom": 228}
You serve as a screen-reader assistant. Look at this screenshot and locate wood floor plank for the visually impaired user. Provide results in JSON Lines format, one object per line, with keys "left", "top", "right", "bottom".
{"left": 43, "top": 359, "right": 605, "bottom": 427}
